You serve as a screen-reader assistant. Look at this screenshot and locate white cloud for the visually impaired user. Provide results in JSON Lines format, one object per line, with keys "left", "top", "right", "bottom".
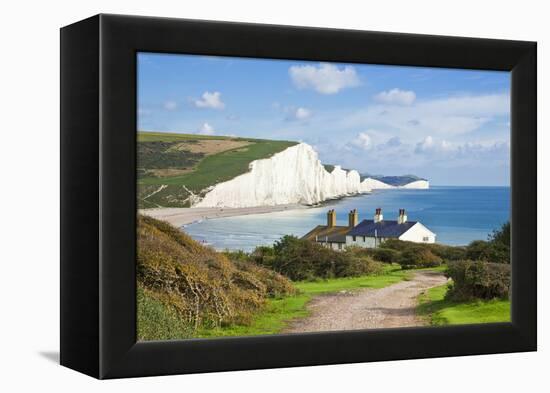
{"left": 322, "top": 131, "right": 509, "bottom": 184}
{"left": 342, "top": 93, "right": 509, "bottom": 139}
{"left": 285, "top": 106, "right": 312, "bottom": 121}
{"left": 374, "top": 88, "right": 416, "bottom": 105}
{"left": 414, "top": 136, "right": 509, "bottom": 159}
{"left": 289, "top": 63, "right": 360, "bottom": 94}
{"left": 163, "top": 101, "right": 178, "bottom": 111}
{"left": 295, "top": 107, "right": 311, "bottom": 120}
{"left": 193, "top": 91, "right": 225, "bottom": 110}
{"left": 351, "top": 132, "right": 373, "bottom": 150}
{"left": 415, "top": 136, "right": 434, "bottom": 152}
{"left": 198, "top": 122, "right": 215, "bottom": 135}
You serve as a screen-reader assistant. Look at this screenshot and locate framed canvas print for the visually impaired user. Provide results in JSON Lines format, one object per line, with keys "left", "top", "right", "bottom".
{"left": 60, "top": 14, "right": 537, "bottom": 379}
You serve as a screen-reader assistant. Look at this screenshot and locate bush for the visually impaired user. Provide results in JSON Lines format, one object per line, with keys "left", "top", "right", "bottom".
{"left": 136, "top": 215, "right": 296, "bottom": 340}
{"left": 398, "top": 247, "right": 442, "bottom": 269}
{"left": 465, "top": 240, "right": 494, "bottom": 261}
{"left": 252, "top": 236, "right": 383, "bottom": 281}
{"left": 446, "top": 260, "right": 511, "bottom": 301}
{"left": 489, "top": 222, "right": 510, "bottom": 248}
{"left": 465, "top": 240, "right": 510, "bottom": 264}
{"left": 341, "top": 247, "right": 385, "bottom": 276}
{"left": 367, "top": 247, "right": 402, "bottom": 263}
{"left": 379, "top": 238, "right": 411, "bottom": 252}
{"left": 464, "top": 222, "right": 510, "bottom": 264}
{"left": 429, "top": 243, "right": 467, "bottom": 261}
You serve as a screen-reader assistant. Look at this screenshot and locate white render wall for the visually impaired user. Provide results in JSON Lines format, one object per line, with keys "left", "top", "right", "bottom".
{"left": 319, "top": 242, "right": 343, "bottom": 251}
{"left": 345, "top": 235, "right": 379, "bottom": 248}
{"left": 398, "top": 222, "right": 436, "bottom": 243}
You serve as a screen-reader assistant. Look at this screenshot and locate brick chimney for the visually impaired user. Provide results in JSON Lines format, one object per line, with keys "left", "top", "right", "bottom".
{"left": 398, "top": 209, "right": 408, "bottom": 224}
{"left": 348, "top": 209, "right": 358, "bottom": 228}
{"left": 327, "top": 209, "right": 336, "bottom": 227}
{"left": 374, "top": 208, "right": 383, "bottom": 223}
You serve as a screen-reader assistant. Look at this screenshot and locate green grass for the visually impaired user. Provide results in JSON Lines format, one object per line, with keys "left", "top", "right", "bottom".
{"left": 197, "top": 264, "right": 412, "bottom": 338}
{"left": 295, "top": 265, "right": 412, "bottom": 294}
{"left": 197, "top": 294, "right": 311, "bottom": 338}
{"left": 417, "top": 284, "right": 511, "bottom": 325}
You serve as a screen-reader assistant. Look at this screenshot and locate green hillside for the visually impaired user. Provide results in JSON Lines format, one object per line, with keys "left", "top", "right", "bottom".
{"left": 137, "top": 131, "right": 297, "bottom": 208}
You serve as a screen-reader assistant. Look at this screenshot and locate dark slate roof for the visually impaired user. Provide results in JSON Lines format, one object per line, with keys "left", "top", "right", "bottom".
{"left": 347, "top": 220, "right": 417, "bottom": 238}
{"left": 301, "top": 225, "right": 350, "bottom": 243}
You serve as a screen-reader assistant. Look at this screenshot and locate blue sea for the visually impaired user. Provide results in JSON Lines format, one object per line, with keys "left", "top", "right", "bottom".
{"left": 184, "top": 186, "right": 510, "bottom": 252}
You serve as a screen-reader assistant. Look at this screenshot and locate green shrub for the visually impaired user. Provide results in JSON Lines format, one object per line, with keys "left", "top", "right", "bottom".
{"left": 489, "top": 222, "right": 510, "bottom": 248}
{"left": 137, "top": 286, "right": 194, "bottom": 341}
{"left": 252, "top": 236, "right": 383, "bottom": 281}
{"left": 446, "top": 260, "right": 511, "bottom": 301}
{"left": 465, "top": 240, "right": 509, "bottom": 264}
{"left": 465, "top": 240, "right": 494, "bottom": 261}
{"left": 136, "top": 215, "right": 296, "bottom": 340}
{"left": 398, "top": 247, "right": 442, "bottom": 269}
{"left": 429, "top": 243, "right": 467, "bottom": 261}
{"left": 341, "top": 247, "right": 385, "bottom": 276}
{"left": 379, "top": 238, "right": 411, "bottom": 252}
{"left": 367, "top": 247, "right": 402, "bottom": 263}
{"left": 464, "top": 222, "right": 510, "bottom": 264}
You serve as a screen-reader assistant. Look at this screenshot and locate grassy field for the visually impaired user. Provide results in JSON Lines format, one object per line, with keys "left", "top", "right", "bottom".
{"left": 417, "top": 284, "right": 511, "bottom": 325}
{"left": 197, "top": 265, "right": 411, "bottom": 338}
{"left": 137, "top": 131, "right": 297, "bottom": 207}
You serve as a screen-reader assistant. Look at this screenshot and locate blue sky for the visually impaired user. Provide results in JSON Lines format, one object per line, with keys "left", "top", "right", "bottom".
{"left": 138, "top": 53, "right": 510, "bottom": 186}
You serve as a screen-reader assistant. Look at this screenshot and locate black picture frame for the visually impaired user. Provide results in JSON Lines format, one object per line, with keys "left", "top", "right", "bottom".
{"left": 60, "top": 14, "right": 537, "bottom": 379}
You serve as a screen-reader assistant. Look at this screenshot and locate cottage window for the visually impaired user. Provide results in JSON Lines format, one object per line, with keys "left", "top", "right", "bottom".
{"left": 338, "top": 243, "right": 342, "bottom": 250}
{"left": 423, "top": 236, "right": 429, "bottom": 242}
{"left": 363, "top": 236, "right": 366, "bottom": 242}
{"left": 352, "top": 236, "right": 356, "bottom": 241}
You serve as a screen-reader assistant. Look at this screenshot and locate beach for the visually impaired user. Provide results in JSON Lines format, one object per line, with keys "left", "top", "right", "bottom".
{"left": 139, "top": 204, "right": 306, "bottom": 227}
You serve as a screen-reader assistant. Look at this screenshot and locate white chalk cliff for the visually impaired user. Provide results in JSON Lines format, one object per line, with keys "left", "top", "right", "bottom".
{"left": 399, "top": 179, "right": 430, "bottom": 189}
{"left": 360, "top": 177, "right": 395, "bottom": 190}
{"left": 193, "top": 143, "right": 427, "bottom": 208}
{"left": 361, "top": 178, "right": 430, "bottom": 190}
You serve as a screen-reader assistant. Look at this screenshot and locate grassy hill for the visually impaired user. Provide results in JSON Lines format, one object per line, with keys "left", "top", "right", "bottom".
{"left": 137, "top": 131, "right": 297, "bottom": 208}
{"left": 137, "top": 215, "right": 296, "bottom": 341}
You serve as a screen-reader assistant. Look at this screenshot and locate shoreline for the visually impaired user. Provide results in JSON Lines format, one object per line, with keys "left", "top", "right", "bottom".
{"left": 139, "top": 204, "right": 307, "bottom": 227}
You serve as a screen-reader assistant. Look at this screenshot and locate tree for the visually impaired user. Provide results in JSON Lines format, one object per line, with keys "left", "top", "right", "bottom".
{"left": 464, "top": 222, "right": 510, "bottom": 264}
{"left": 489, "top": 221, "right": 510, "bottom": 247}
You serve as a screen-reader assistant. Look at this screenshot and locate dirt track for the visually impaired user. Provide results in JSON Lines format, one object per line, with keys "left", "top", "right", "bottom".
{"left": 285, "top": 271, "right": 447, "bottom": 333}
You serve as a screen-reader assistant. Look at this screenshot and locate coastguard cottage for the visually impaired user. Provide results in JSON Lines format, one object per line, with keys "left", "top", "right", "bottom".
{"left": 302, "top": 208, "right": 436, "bottom": 249}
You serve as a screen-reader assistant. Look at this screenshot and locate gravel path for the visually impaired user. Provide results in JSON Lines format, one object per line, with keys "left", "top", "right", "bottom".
{"left": 285, "top": 270, "right": 447, "bottom": 333}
